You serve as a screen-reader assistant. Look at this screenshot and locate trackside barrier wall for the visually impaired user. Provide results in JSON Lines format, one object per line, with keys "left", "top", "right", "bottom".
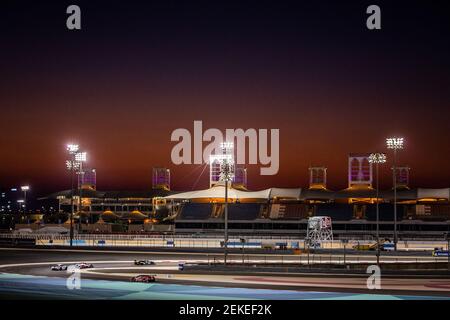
{"left": 0, "top": 233, "right": 448, "bottom": 250}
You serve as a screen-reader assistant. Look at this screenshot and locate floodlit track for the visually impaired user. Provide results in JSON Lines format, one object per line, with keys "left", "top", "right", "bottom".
{"left": 0, "top": 248, "right": 449, "bottom": 298}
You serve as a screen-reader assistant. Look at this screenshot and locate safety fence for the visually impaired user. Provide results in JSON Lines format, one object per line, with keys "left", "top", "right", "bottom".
{"left": 0, "top": 233, "right": 447, "bottom": 250}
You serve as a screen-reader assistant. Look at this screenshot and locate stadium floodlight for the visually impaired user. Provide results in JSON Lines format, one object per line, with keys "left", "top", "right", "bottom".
{"left": 66, "top": 144, "right": 79, "bottom": 154}
{"left": 20, "top": 185, "right": 30, "bottom": 192}
{"left": 220, "top": 141, "right": 234, "bottom": 150}
{"left": 220, "top": 159, "right": 234, "bottom": 182}
{"left": 75, "top": 152, "right": 87, "bottom": 162}
{"left": 210, "top": 154, "right": 233, "bottom": 163}
{"left": 385, "top": 137, "right": 404, "bottom": 251}
{"left": 369, "top": 153, "right": 387, "bottom": 265}
{"left": 368, "top": 153, "right": 387, "bottom": 164}
{"left": 386, "top": 137, "right": 404, "bottom": 150}
{"left": 66, "top": 160, "right": 81, "bottom": 170}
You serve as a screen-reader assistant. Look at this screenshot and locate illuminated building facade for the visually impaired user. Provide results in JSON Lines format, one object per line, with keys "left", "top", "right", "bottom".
{"left": 348, "top": 153, "right": 373, "bottom": 188}
{"left": 152, "top": 167, "right": 170, "bottom": 191}
{"left": 78, "top": 168, "right": 97, "bottom": 190}
{"left": 309, "top": 166, "right": 327, "bottom": 190}
{"left": 233, "top": 165, "right": 247, "bottom": 189}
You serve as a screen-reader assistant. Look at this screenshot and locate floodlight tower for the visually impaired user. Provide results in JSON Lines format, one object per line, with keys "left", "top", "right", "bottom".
{"left": 219, "top": 141, "right": 234, "bottom": 266}
{"left": 386, "top": 137, "right": 404, "bottom": 250}
{"left": 66, "top": 144, "right": 81, "bottom": 247}
{"left": 75, "top": 152, "right": 87, "bottom": 225}
{"left": 369, "top": 153, "right": 387, "bottom": 265}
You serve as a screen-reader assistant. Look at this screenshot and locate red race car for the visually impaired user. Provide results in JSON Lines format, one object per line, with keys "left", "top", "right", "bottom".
{"left": 131, "top": 275, "right": 156, "bottom": 283}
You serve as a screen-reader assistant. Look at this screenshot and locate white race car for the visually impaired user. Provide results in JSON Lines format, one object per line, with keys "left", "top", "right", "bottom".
{"left": 131, "top": 275, "right": 156, "bottom": 283}
{"left": 51, "top": 264, "right": 68, "bottom": 271}
{"left": 134, "top": 260, "right": 155, "bottom": 265}
{"left": 75, "top": 263, "right": 94, "bottom": 269}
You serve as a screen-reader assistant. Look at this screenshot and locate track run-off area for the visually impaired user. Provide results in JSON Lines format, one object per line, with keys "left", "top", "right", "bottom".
{"left": 1, "top": 247, "right": 450, "bottom": 300}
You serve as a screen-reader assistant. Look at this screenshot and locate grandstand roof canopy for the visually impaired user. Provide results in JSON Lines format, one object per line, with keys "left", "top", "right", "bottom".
{"left": 43, "top": 187, "right": 450, "bottom": 202}
{"left": 417, "top": 188, "right": 450, "bottom": 200}
{"left": 164, "top": 185, "right": 271, "bottom": 200}
{"left": 165, "top": 186, "right": 450, "bottom": 201}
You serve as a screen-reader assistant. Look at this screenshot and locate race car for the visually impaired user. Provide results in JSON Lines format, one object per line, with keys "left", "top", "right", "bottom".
{"left": 51, "top": 264, "right": 68, "bottom": 271}
{"left": 131, "top": 275, "right": 156, "bottom": 283}
{"left": 75, "top": 263, "right": 94, "bottom": 269}
{"left": 134, "top": 259, "right": 155, "bottom": 265}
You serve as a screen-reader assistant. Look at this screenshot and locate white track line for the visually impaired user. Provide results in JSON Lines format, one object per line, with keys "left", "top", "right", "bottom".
{"left": 0, "top": 247, "right": 445, "bottom": 261}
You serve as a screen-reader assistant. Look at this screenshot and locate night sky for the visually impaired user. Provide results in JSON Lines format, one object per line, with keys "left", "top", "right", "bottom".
{"left": 1, "top": 0, "right": 450, "bottom": 195}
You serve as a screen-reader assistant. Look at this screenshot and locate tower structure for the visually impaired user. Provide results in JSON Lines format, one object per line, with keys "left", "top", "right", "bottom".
{"left": 305, "top": 216, "right": 333, "bottom": 247}
{"left": 78, "top": 168, "right": 96, "bottom": 190}
{"left": 348, "top": 153, "right": 373, "bottom": 188}
{"left": 233, "top": 165, "right": 247, "bottom": 189}
{"left": 308, "top": 166, "right": 327, "bottom": 189}
{"left": 209, "top": 143, "right": 234, "bottom": 188}
{"left": 394, "top": 166, "right": 410, "bottom": 189}
{"left": 152, "top": 167, "right": 170, "bottom": 191}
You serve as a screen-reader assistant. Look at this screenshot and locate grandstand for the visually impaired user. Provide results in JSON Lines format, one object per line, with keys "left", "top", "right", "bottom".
{"left": 37, "top": 153, "right": 450, "bottom": 239}
{"left": 37, "top": 183, "right": 450, "bottom": 239}
{"left": 165, "top": 186, "right": 450, "bottom": 239}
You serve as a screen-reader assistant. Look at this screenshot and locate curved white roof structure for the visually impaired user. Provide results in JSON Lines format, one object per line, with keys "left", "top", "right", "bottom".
{"left": 165, "top": 185, "right": 271, "bottom": 200}
{"left": 164, "top": 186, "right": 450, "bottom": 201}
{"left": 417, "top": 188, "right": 450, "bottom": 200}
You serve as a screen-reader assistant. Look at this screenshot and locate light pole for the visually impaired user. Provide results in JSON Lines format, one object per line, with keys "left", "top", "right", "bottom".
{"left": 386, "top": 137, "right": 404, "bottom": 251}
{"left": 369, "top": 152, "right": 387, "bottom": 265}
{"left": 17, "top": 199, "right": 25, "bottom": 214}
{"left": 20, "top": 186, "right": 30, "bottom": 213}
{"left": 219, "top": 142, "right": 234, "bottom": 266}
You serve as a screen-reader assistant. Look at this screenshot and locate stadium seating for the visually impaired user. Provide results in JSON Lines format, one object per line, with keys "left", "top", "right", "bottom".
{"left": 269, "top": 204, "right": 309, "bottom": 219}
{"left": 365, "top": 204, "right": 396, "bottom": 221}
{"left": 428, "top": 205, "right": 450, "bottom": 219}
{"left": 283, "top": 204, "right": 310, "bottom": 219}
{"left": 211, "top": 204, "right": 223, "bottom": 218}
{"left": 269, "top": 204, "right": 282, "bottom": 219}
{"left": 178, "top": 203, "right": 213, "bottom": 220}
{"left": 407, "top": 204, "right": 450, "bottom": 221}
{"left": 228, "top": 203, "right": 262, "bottom": 220}
{"left": 315, "top": 203, "right": 353, "bottom": 220}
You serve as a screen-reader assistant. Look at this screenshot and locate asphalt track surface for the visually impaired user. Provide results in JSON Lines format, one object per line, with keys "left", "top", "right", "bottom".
{"left": 1, "top": 248, "right": 450, "bottom": 300}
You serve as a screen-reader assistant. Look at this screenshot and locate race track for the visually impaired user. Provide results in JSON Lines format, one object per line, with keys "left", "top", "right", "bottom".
{"left": 1, "top": 248, "right": 450, "bottom": 300}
